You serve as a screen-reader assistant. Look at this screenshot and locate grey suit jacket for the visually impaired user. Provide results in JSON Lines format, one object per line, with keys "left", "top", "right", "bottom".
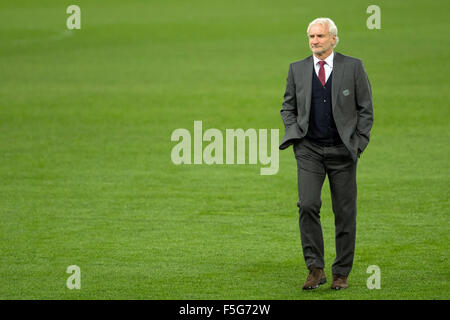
{"left": 279, "top": 52, "right": 374, "bottom": 161}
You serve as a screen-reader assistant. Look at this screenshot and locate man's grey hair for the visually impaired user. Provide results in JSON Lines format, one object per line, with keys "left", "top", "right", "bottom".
{"left": 307, "top": 17, "right": 339, "bottom": 48}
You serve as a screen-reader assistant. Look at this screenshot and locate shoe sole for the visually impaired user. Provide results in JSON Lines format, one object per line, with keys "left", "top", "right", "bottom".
{"left": 302, "top": 278, "right": 327, "bottom": 290}
{"left": 330, "top": 285, "right": 348, "bottom": 290}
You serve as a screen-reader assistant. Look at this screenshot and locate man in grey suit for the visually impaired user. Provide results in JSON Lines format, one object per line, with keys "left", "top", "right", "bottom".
{"left": 279, "top": 17, "right": 373, "bottom": 290}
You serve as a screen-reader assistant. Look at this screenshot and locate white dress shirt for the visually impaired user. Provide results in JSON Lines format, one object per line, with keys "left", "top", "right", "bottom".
{"left": 313, "top": 51, "right": 334, "bottom": 83}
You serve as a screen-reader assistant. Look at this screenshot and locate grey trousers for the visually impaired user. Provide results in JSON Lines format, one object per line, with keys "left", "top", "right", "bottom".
{"left": 293, "top": 138, "right": 357, "bottom": 277}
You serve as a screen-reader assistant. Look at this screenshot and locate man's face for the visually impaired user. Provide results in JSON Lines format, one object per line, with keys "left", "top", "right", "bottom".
{"left": 308, "top": 23, "right": 336, "bottom": 57}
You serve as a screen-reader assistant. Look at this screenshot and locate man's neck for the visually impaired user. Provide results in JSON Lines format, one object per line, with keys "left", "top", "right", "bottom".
{"left": 314, "top": 50, "right": 333, "bottom": 60}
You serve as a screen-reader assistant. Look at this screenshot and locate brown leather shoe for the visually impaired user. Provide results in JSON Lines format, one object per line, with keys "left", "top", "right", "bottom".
{"left": 331, "top": 274, "right": 348, "bottom": 290}
{"left": 302, "top": 268, "right": 327, "bottom": 290}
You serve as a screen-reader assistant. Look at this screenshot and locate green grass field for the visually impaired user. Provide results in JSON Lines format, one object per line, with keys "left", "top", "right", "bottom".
{"left": 0, "top": 0, "right": 449, "bottom": 299}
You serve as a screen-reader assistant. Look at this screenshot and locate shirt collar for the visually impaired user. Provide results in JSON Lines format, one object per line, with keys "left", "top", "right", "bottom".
{"left": 313, "top": 51, "right": 334, "bottom": 68}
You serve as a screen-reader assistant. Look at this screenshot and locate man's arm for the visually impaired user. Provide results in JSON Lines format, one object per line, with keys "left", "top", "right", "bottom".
{"left": 279, "top": 63, "right": 302, "bottom": 150}
{"left": 354, "top": 60, "right": 374, "bottom": 155}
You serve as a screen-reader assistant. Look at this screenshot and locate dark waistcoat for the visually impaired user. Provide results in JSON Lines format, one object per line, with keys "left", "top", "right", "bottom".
{"left": 306, "top": 67, "right": 343, "bottom": 146}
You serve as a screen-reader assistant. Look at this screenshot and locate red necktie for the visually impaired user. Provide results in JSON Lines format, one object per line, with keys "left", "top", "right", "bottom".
{"left": 318, "top": 60, "right": 326, "bottom": 86}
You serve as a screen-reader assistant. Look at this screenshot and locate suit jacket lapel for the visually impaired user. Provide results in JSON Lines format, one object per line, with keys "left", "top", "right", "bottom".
{"left": 331, "top": 52, "right": 344, "bottom": 113}
{"left": 303, "top": 56, "right": 313, "bottom": 117}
